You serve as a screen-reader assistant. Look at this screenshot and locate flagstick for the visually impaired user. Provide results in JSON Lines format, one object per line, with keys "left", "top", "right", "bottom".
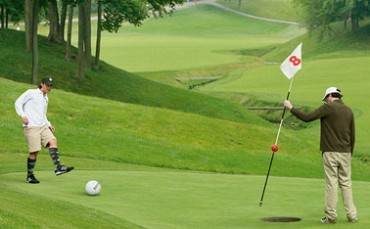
{"left": 259, "top": 77, "right": 294, "bottom": 207}
{"left": 275, "top": 77, "right": 294, "bottom": 145}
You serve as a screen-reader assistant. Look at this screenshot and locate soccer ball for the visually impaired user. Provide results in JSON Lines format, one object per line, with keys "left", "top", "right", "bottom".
{"left": 85, "top": 180, "right": 101, "bottom": 196}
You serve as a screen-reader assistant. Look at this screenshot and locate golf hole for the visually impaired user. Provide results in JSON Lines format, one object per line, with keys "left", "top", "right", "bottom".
{"left": 261, "top": 217, "right": 301, "bottom": 223}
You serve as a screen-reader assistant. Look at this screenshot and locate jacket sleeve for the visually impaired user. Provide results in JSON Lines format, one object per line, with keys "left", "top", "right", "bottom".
{"left": 290, "top": 104, "right": 328, "bottom": 122}
{"left": 15, "top": 90, "right": 29, "bottom": 117}
{"left": 350, "top": 115, "right": 355, "bottom": 154}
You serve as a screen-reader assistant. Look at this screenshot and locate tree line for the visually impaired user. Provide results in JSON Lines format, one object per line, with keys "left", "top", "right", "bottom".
{"left": 293, "top": 0, "right": 370, "bottom": 39}
{"left": 0, "top": 0, "right": 184, "bottom": 83}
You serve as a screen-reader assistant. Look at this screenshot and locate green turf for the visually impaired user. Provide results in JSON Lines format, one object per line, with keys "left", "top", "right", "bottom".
{"left": 216, "top": 0, "right": 303, "bottom": 22}
{"left": 0, "top": 77, "right": 323, "bottom": 178}
{"left": 1, "top": 0, "right": 370, "bottom": 228}
{"left": 95, "top": 4, "right": 305, "bottom": 72}
{"left": 200, "top": 56, "right": 370, "bottom": 152}
{"left": 2, "top": 168, "right": 370, "bottom": 228}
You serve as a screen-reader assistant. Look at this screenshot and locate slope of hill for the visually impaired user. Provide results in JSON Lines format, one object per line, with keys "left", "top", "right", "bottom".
{"left": 0, "top": 29, "right": 265, "bottom": 125}
{"left": 216, "top": 0, "right": 303, "bottom": 22}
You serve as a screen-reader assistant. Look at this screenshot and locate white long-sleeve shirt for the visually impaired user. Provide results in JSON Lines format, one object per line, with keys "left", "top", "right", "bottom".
{"left": 15, "top": 89, "right": 51, "bottom": 127}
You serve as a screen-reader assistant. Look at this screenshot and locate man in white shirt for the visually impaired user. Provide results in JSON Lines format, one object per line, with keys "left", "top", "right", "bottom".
{"left": 15, "top": 77, "right": 74, "bottom": 184}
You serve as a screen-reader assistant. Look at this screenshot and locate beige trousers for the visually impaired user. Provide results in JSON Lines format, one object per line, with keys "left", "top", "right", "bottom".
{"left": 323, "top": 152, "right": 357, "bottom": 221}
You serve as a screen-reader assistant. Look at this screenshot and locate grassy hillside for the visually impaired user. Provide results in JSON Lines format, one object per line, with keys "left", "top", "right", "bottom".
{"left": 2, "top": 75, "right": 370, "bottom": 180}
{"left": 0, "top": 30, "right": 265, "bottom": 125}
{"left": 216, "top": 0, "right": 303, "bottom": 22}
{"left": 0, "top": 77, "right": 312, "bottom": 176}
{"left": 199, "top": 21, "right": 370, "bottom": 152}
{"left": 93, "top": 4, "right": 305, "bottom": 73}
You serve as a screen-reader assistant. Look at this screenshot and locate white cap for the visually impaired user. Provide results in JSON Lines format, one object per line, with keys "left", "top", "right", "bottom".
{"left": 322, "top": 87, "right": 342, "bottom": 101}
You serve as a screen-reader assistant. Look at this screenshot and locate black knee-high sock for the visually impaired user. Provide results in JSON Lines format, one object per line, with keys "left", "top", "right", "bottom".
{"left": 27, "top": 158, "right": 36, "bottom": 176}
{"left": 49, "top": 148, "right": 60, "bottom": 166}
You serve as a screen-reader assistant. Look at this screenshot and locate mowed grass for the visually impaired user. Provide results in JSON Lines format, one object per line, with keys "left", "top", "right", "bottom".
{"left": 97, "top": 4, "right": 305, "bottom": 72}
{"left": 1, "top": 76, "right": 370, "bottom": 228}
{"left": 201, "top": 55, "right": 370, "bottom": 152}
{"left": 217, "top": 0, "right": 303, "bottom": 22}
{"left": 2, "top": 169, "right": 370, "bottom": 229}
{"left": 0, "top": 77, "right": 320, "bottom": 177}
{"left": 1, "top": 1, "right": 370, "bottom": 228}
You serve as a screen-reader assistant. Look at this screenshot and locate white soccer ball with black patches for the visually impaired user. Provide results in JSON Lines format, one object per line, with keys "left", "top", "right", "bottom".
{"left": 85, "top": 180, "right": 101, "bottom": 196}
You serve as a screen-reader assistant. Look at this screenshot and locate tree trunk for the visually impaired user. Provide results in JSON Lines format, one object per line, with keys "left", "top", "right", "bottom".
{"left": 25, "top": 0, "right": 32, "bottom": 51}
{"left": 84, "top": 0, "right": 92, "bottom": 69}
{"left": 94, "top": 0, "right": 102, "bottom": 70}
{"left": 66, "top": 4, "right": 74, "bottom": 61}
{"left": 48, "top": 0, "right": 61, "bottom": 42}
{"left": 77, "top": 0, "right": 92, "bottom": 77}
{"left": 351, "top": 16, "right": 359, "bottom": 31}
{"left": 342, "top": 12, "right": 349, "bottom": 29}
{"left": 5, "top": 7, "right": 8, "bottom": 28}
{"left": 78, "top": 3, "right": 86, "bottom": 78}
{"left": 31, "top": 0, "right": 39, "bottom": 85}
{"left": 1, "top": 5, "right": 4, "bottom": 28}
{"left": 59, "top": 0, "right": 68, "bottom": 42}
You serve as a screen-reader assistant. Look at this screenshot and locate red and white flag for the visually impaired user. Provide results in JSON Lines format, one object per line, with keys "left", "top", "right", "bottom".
{"left": 280, "top": 43, "right": 302, "bottom": 79}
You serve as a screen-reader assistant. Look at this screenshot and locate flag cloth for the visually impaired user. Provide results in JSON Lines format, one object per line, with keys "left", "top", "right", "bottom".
{"left": 280, "top": 43, "right": 302, "bottom": 79}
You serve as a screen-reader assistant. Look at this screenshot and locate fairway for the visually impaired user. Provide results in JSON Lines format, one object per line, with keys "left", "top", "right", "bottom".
{"left": 98, "top": 4, "right": 305, "bottom": 72}
{"left": 1, "top": 169, "right": 370, "bottom": 228}
{"left": 1, "top": 0, "right": 370, "bottom": 228}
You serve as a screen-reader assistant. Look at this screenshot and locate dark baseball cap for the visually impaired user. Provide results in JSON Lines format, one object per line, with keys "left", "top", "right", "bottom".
{"left": 41, "top": 77, "right": 54, "bottom": 86}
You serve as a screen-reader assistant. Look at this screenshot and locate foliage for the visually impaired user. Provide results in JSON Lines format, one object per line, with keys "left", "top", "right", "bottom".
{"left": 293, "top": 0, "right": 370, "bottom": 39}
{"left": 0, "top": 0, "right": 24, "bottom": 25}
{"left": 101, "top": 0, "right": 148, "bottom": 32}
{"left": 101, "top": 0, "right": 185, "bottom": 32}
{"left": 147, "top": 0, "right": 184, "bottom": 17}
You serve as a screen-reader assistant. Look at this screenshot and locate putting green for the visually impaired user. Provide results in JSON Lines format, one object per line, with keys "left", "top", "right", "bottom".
{"left": 2, "top": 170, "right": 369, "bottom": 228}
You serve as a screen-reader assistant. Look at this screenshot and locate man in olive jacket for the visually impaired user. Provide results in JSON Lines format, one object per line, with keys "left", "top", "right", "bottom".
{"left": 284, "top": 87, "right": 357, "bottom": 224}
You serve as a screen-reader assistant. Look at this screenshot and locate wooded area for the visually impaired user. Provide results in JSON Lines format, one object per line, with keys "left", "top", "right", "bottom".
{"left": 293, "top": 0, "right": 370, "bottom": 38}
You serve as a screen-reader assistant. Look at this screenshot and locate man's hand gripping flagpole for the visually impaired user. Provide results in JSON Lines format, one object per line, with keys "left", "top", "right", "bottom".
{"left": 259, "top": 43, "right": 302, "bottom": 207}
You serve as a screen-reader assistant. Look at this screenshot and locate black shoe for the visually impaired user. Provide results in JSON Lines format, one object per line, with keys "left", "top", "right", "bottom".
{"left": 320, "top": 217, "right": 336, "bottom": 224}
{"left": 348, "top": 218, "right": 358, "bottom": 223}
{"left": 55, "top": 165, "right": 74, "bottom": 176}
{"left": 26, "top": 174, "right": 40, "bottom": 184}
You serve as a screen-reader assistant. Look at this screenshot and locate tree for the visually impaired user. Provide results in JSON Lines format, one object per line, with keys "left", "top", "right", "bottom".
{"left": 0, "top": 0, "right": 23, "bottom": 28}
{"left": 0, "top": 1, "right": 5, "bottom": 28}
{"left": 25, "top": 0, "right": 32, "bottom": 51}
{"left": 93, "top": 0, "right": 185, "bottom": 69}
{"left": 25, "top": 0, "right": 48, "bottom": 51}
{"left": 77, "top": 0, "right": 91, "bottom": 77}
{"left": 344, "top": 0, "right": 370, "bottom": 31}
{"left": 59, "top": 0, "right": 68, "bottom": 41}
{"left": 31, "top": 0, "right": 40, "bottom": 85}
{"left": 293, "top": 0, "right": 370, "bottom": 39}
{"left": 94, "top": 0, "right": 102, "bottom": 69}
{"left": 47, "top": 0, "right": 71, "bottom": 43}
{"left": 47, "top": 0, "right": 62, "bottom": 42}
{"left": 65, "top": 2, "right": 74, "bottom": 61}
{"left": 92, "top": 0, "right": 148, "bottom": 69}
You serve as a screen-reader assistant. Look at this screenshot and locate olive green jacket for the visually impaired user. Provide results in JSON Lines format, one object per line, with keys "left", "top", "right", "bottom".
{"left": 290, "top": 100, "right": 355, "bottom": 154}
